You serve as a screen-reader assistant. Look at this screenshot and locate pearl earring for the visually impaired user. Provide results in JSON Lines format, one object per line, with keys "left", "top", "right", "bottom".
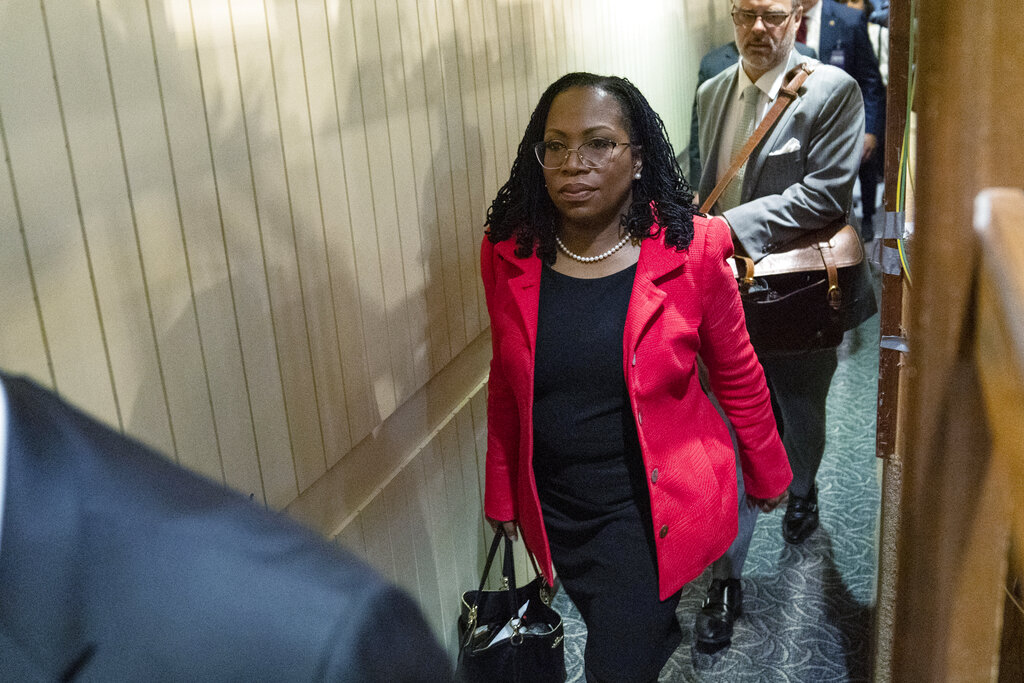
{"left": 634, "top": 172, "right": 641, "bottom": 180}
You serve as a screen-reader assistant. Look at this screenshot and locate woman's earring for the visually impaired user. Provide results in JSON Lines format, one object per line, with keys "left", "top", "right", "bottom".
{"left": 634, "top": 171, "right": 642, "bottom": 180}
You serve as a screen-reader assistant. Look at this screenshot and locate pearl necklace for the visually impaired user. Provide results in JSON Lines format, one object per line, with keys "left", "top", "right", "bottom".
{"left": 555, "top": 234, "right": 631, "bottom": 263}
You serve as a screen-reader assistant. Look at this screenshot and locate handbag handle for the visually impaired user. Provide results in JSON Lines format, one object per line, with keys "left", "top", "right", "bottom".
{"left": 464, "top": 529, "right": 524, "bottom": 641}
{"left": 473, "top": 529, "right": 506, "bottom": 596}
{"left": 699, "top": 61, "right": 815, "bottom": 217}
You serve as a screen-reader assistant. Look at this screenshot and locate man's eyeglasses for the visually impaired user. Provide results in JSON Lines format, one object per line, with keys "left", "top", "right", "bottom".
{"left": 533, "top": 138, "right": 636, "bottom": 170}
{"left": 730, "top": 9, "right": 795, "bottom": 27}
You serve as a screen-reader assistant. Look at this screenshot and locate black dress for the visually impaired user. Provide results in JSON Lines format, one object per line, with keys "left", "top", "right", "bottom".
{"left": 533, "top": 263, "right": 682, "bottom": 683}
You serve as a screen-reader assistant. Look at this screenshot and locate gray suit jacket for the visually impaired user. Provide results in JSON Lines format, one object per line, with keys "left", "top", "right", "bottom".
{"left": 696, "top": 51, "right": 864, "bottom": 261}
{"left": 0, "top": 373, "right": 453, "bottom": 682}
{"left": 687, "top": 41, "right": 817, "bottom": 183}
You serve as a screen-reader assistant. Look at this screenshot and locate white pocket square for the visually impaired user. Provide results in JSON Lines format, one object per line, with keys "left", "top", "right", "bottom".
{"left": 769, "top": 138, "right": 801, "bottom": 155}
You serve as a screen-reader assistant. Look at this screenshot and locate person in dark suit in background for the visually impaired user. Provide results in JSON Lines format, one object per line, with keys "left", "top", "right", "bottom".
{"left": 687, "top": 40, "right": 817, "bottom": 186}
{"left": 0, "top": 372, "right": 453, "bottom": 682}
{"left": 798, "top": 0, "right": 886, "bottom": 239}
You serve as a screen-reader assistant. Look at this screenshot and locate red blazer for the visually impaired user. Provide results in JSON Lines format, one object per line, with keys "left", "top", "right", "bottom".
{"left": 481, "top": 215, "right": 791, "bottom": 600}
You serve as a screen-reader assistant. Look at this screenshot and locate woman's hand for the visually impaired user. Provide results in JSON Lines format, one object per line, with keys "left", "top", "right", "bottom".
{"left": 486, "top": 516, "right": 519, "bottom": 541}
{"left": 747, "top": 491, "right": 789, "bottom": 513}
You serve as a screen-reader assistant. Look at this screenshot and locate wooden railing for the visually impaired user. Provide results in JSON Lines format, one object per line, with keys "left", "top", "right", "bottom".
{"left": 881, "top": 0, "right": 1024, "bottom": 678}
{"left": 972, "top": 188, "right": 1024, "bottom": 681}
{"left": 973, "top": 189, "right": 1024, "bottom": 575}
{"left": 888, "top": 188, "right": 1024, "bottom": 681}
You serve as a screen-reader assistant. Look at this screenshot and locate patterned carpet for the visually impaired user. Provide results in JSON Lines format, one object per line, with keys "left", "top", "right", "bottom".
{"left": 553, "top": 285, "right": 883, "bottom": 682}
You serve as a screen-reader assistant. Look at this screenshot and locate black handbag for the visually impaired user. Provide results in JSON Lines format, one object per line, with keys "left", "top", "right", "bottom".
{"left": 456, "top": 529, "right": 566, "bottom": 683}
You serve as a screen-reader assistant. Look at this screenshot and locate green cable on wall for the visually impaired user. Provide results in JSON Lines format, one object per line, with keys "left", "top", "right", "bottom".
{"left": 893, "top": 0, "right": 917, "bottom": 285}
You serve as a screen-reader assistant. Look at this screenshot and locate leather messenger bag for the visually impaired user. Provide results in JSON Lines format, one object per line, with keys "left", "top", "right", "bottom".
{"left": 699, "top": 62, "right": 874, "bottom": 351}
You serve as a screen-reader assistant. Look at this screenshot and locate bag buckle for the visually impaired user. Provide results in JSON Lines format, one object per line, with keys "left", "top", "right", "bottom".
{"left": 827, "top": 283, "right": 842, "bottom": 310}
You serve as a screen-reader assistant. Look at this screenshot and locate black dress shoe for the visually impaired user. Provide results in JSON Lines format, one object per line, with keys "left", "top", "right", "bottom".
{"left": 783, "top": 485, "right": 819, "bottom": 544}
{"left": 694, "top": 578, "right": 742, "bottom": 652}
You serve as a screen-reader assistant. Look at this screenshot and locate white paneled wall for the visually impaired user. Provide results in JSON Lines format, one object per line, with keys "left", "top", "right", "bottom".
{"left": 0, "top": 0, "right": 732, "bottom": 650}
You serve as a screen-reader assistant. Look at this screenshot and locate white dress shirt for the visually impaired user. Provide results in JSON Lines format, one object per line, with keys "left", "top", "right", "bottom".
{"left": 716, "top": 51, "right": 796, "bottom": 186}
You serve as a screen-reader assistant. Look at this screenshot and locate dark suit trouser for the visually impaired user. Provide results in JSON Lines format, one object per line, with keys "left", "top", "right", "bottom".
{"left": 711, "top": 346, "right": 838, "bottom": 580}
{"left": 858, "top": 156, "right": 882, "bottom": 239}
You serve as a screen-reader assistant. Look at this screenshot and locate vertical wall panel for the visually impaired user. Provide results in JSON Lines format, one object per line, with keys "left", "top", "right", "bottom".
{"left": 459, "top": 0, "right": 500, "bottom": 206}
{"left": 394, "top": 0, "right": 451, "bottom": 378}
{"left": 358, "top": 492, "right": 398, "bottom": 584}
{"left": 331, "top": 2, "right": 397, "bottom": 422}
{"left": 405, "top": 456, "right": 447, "bottom": 642}
{"left": 273, "top": 0, "right": 353, "bottom": 469}
{"left": 1, "top": 1, "right": 119, "bottom": 423}
{"left": 373, "top": 0, "right": 432, "bottom": 392}
{"left": 334, "top": 513, "right": 366, "bottom": 556}
{"left": 383, "top": 466, "right": 426, "bottom": 602}
{"left": 433, "top": 0, "right": 482, "bottom": 346}
{"left": 312, "top": 0, "right": 376, "bottom": 448}
{"left": 417, "top": 0, "right": 469, "bottom": 362}
{"left": 48, "top": 2, "right": 177, "bottom": 457}
{"left": 0, "top": 116, "right": 52, "bottom": 384}
{"left": 230, "top": 0, "right": 328, "bottom": 492}
{"left": 350, "top": 3, "right": 420, "bottom": 410}
{"left": 101, "top": 1, "right": 223, "bottom": 484}
{"left": 445, "top": 0, "right": 489, "bottom": 337}
{"left": 179, "top": 0, "right": 271, "bottom": 489}
{"left": 419, "top": 438, "right": 461, "bottom": 646}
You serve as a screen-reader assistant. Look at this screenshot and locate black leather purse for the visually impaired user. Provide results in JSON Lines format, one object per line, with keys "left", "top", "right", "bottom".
{"left": 456, "top": 529, "right": 566, "bottom": 683}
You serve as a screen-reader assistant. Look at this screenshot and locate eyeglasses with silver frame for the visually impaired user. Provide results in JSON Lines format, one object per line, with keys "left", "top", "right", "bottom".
{"left": 730, "top": 8, "right": 795, "bottom": 27}
{"left": 533, "top": 138, "right": 637, "bottom": 170}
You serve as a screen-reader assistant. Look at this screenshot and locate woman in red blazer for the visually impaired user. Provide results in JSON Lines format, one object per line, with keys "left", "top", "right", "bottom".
{"left": 481, "top": 72, "right": 791, "bottom": 682}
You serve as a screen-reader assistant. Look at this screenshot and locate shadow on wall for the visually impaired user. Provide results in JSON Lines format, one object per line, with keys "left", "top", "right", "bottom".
{"left": 1, "top": 0, "right": 516, "bottom": 527}
{"left": 109, "top": 0, "right": 384, "bottom": 509}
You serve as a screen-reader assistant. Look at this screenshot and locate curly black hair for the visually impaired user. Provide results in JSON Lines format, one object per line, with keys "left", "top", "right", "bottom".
{"left": 484, "top": 72, "right": 696, "bottom": 263}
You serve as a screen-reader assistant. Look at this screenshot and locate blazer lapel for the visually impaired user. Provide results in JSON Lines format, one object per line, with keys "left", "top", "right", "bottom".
{"left": 700, "top": 66, "right": 741, "bottom": 200}
{"left": 494, "top": 240, "right": 541, "bottom": 355}
{"left": 699, "top": 65, "right": 740, "bottom": 200}
{"left": 624, "top": 235, "right": 689, "bottom": 359}
{"left": 744, "top": 52, "right": 812, "bottom": 196}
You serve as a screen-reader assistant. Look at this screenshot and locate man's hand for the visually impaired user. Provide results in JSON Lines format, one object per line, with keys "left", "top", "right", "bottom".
{"left": 862, "top": 133, "right": 878, "bottom": 162}
{"left": 486, "top": 516, "right": 518, "bottom": 541}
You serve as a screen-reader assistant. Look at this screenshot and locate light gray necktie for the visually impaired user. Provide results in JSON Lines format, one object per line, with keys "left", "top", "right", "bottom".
{"left": 719, "top": 84, "right": 761, "bottom": 212}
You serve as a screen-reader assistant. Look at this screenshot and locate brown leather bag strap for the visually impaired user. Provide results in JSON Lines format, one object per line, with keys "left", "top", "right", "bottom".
{"left": 698, "top": 61, "right": 815, "bottom": 217}
{"left": 819, "top": 238, "right": 842, "bottom": 311}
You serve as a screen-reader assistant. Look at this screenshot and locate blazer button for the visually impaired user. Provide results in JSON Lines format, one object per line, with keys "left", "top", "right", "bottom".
{"left": 651, "top": 468, "right": 659, "bottom": 483}
{"left": 659, "top": 524, "right": 669, "bottom": 538}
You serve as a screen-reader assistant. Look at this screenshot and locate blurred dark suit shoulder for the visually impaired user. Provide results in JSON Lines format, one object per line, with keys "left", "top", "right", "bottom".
{"left": 0, "top": 372, "right": 453, "bottom": 682}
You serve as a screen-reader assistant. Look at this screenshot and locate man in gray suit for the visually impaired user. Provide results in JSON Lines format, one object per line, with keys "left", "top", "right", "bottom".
{"left": 0, "top": 371, "right": 454, "bottom": 681}
{"left": 692, "top": 0, "right": 872, "bottom": 652}
{"left": 687, "top": 40, "right": 816, "bottom": 184}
